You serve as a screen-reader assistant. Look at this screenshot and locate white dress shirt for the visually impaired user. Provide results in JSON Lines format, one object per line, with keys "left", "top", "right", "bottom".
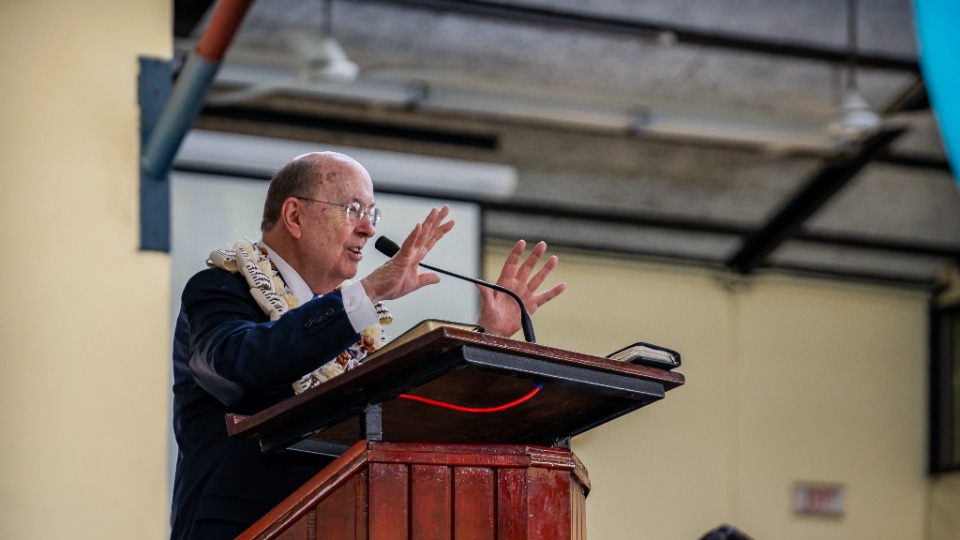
{"left": 261, "top": 241, "right": 380, "bottom": 332}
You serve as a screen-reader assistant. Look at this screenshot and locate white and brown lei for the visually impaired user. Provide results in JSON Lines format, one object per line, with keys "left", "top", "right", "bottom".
{"left": 207, "top": 240, "right": 392, "bottom": 395}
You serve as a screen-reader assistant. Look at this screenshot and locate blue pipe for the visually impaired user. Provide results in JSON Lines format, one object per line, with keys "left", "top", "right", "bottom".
{"left": 141, "top": 51, "right": 221, "bottom": 179}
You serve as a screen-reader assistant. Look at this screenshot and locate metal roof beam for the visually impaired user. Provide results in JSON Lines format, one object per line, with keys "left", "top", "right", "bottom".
{"left": 725, "top": 128, "right": 905, "bottom": 274}
{"left": 359, "top": 0, "right": 919, "bottom": 71}
{"left": 725, "top": 79, "right": 931, "bottom": 274}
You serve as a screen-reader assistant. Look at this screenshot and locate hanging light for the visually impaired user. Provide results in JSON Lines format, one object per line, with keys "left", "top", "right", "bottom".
{"left": 286, "top": 0, "right": 359, "bottom": 83}
{"left": 301, "top": 35, "right": 359, "bottom": 82}
{"left": 831, "top": 0, "right": 881, "bottom": 141}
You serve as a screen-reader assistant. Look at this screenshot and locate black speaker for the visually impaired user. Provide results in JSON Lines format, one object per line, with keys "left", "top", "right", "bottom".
{"left": 930, "top": 298, "right": 960, "bottom": 474}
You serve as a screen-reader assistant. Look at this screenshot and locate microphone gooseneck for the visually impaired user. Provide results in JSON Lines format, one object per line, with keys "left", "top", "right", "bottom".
{"left": 374, "top": 236, "right": 536, "bottom": 343}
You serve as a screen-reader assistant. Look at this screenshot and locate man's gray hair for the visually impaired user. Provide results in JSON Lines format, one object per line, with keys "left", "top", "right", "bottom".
{"left": 260, "top": 153, "right": 324, "bottom": 231}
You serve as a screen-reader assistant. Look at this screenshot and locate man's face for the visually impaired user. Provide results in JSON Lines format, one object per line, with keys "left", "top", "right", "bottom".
{"left": 298, "top": 160, "right": 377, "bottom": 292}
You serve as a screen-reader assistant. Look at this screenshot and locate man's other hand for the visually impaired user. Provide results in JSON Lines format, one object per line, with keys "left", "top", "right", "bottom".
{"left": 477, "top": 240, "right": 566, "bottom": 338}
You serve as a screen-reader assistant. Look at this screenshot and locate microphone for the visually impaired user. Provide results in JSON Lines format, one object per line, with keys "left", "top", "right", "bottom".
{"left": 375, "top": 236, "right": 536, "bottom": 343}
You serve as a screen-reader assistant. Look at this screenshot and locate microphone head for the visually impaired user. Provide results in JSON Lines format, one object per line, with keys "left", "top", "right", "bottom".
{"left": 375, "top": 236, "right": 401, "bottom": 257}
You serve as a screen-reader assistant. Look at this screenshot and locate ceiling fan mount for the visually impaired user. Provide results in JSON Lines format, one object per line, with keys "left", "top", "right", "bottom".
{"left": 286, "top": 0, "right": 360, "bottom": 83}
{"left": 283, "top": 29, "right": 359, "bottom": 83}
{"left": 828, "top": 0, "right": 883, "bottom": 142}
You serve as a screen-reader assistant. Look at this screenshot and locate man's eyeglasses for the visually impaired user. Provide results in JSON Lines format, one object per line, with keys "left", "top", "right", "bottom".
{"left": 296, "top": 197, "right": 381, "bottom": 227}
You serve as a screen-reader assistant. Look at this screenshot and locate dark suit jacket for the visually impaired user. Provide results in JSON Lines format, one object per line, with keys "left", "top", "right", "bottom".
{"left": 170, "top": 267, "right": 360, "bottom": 540}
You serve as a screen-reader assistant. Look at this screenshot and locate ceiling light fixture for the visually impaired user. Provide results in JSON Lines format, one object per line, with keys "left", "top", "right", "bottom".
{"left": 289, "top": 0, "right": 359, "bottom": 83}
{"left": 831, "top": 0, "right": 881, "bottom": 140}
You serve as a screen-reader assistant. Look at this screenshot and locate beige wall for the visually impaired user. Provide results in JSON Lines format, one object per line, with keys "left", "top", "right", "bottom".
{"left": 485, "top": 243, "right": 932, "bottom": 539}
{"left": 0, "top": 1, "right": 171, "bottom": 539}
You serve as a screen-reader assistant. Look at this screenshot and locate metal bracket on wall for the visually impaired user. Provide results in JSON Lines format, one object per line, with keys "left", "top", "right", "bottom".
{"left": 138, "top": 57, "right": 172, "bottom": 252}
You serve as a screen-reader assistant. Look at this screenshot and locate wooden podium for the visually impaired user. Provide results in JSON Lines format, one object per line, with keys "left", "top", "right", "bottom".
{"left": 227, "top": 327, "right": 684, "bottom": 539}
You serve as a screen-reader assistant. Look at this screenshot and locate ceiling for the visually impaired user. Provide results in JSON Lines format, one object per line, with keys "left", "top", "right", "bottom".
{"left": 172, "top": 0, "right": 960, "bottom": 287}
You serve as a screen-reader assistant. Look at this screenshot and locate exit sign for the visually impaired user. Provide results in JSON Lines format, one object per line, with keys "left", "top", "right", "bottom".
{"left": 793, "top": 482, "right": 845, "bottom": 516}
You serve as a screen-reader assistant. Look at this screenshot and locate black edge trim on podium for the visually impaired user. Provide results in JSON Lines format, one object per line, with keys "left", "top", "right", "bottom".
{"left": 459, "top": 346, "right": 666, "bottom": 447}
{"left": 460, "top": 346, "right": 665, "bottom": 399}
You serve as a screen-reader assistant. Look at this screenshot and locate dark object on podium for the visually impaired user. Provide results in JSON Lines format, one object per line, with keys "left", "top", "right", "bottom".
{"left": 606, "top": 341, "right": 682, "bottom": 370}
{"left": 227, "top": 326, "right": 684, "bottom": 454}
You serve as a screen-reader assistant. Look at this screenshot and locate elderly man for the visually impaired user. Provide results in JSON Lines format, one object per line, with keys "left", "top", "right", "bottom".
{"left": 170, "top": 151, "right": 565, "bottom": 539}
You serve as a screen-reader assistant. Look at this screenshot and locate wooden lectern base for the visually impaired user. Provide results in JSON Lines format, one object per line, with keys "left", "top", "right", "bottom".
{"left": 238, "top": 441, "right": 590, "bottom": 540}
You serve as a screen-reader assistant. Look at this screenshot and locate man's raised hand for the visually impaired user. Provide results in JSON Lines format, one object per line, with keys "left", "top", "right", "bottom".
{"left": 361, "top": 206, "right": 455, "bottom": 303}
{"left": 477, "top": 240, "right": 566, "bottom": 338}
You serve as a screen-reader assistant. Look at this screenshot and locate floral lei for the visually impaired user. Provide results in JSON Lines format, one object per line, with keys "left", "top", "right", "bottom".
{"left": 207, "top": 240, "right": 392, "bottom": 395}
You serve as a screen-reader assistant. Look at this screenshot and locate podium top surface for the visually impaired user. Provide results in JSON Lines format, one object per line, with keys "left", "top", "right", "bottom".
{"left": 227, "top": 327, "right": 684, "bottom": 453}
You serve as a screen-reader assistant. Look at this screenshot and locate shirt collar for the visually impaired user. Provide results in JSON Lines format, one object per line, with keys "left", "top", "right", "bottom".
{"left": 260, "top": 240, "right": 315, "bottom": 305}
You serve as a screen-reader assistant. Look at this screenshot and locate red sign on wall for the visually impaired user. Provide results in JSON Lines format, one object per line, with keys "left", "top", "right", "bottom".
{"left": 793, "top": 482, "right": 845, "bottom": 516}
